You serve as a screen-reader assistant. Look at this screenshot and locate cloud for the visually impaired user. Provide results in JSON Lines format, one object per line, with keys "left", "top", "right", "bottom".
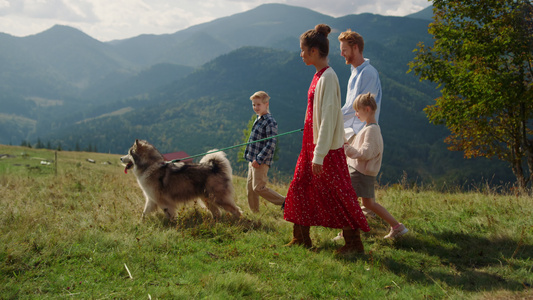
{"left": 0, "top": 0, "right": 98, "bottom": 21}
{"left": 0, "top": 0, "right": 10, "bottom": 10}
{"left": 0, "top": 0, "right": 431, "bottom": 41}
{"left": 85, "top": 0, "right": 254, "bottom": 40}
{"left": 225, "top": 0, "right": 431, "bottom": 16}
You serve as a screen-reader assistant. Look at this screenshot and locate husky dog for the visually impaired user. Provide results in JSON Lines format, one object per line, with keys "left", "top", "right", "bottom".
{"left": 121, "top": 139, "right": 242, "bottom": 220}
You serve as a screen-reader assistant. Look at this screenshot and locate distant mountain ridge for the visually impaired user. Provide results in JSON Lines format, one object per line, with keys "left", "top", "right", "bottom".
{"left": 109, "top": 4, "right": 332, "bottom": 67}
{"left": 0, "top": 3, "right": 514, "bottom": 186}
{"left": 407, "top": 5, "right": 434, "bottom": 21}
{"left": 0, "top": 4, "right": 435, "bottom": 102}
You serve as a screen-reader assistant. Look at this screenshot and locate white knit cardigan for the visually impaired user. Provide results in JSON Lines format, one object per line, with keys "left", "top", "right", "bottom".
{"left": 311, "top": 67, "right": 345, "bottom": 165}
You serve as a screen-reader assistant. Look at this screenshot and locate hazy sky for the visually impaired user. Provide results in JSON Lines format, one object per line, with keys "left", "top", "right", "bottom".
{"left": 0, "top": 0, "right": 432, "bottom": 41}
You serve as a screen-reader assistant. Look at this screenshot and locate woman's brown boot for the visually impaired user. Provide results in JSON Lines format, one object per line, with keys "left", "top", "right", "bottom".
{"left": 285, "top": 223, "right": 312, "bottom": 248}
{"left": 335, "top": 228, "right": 364, "bottom": 255}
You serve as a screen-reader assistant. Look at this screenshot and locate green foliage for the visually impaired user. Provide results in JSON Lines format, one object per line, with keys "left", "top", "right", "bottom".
{"left": 0, "top": 145, "right": 532, "bottom": 299}
{"left": 238, "top": 115, "right": 256, "bottom": 162}
{"left": 409, "top": 0, "right": 533, "bottom": 190}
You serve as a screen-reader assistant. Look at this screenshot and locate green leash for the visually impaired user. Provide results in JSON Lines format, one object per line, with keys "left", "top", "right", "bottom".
{"left": 170, "top": 128, "right": 303, "bottom": 163}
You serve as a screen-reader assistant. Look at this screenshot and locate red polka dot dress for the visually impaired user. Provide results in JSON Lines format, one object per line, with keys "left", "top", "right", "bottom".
{"left": 283, "top": 67, "right": 370, "bottom": 232}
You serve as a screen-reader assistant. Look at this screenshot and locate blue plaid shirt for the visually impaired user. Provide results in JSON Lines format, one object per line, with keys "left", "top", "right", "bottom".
{"left": 244, "top": 113, "right": 278, "bottom": 166}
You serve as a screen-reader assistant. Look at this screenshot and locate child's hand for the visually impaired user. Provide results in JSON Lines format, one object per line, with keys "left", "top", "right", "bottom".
{"left": 344, "top": 143, "right": 356, "bottom": 159}
{"left": 252, "top": 160, "right": 260, "bottom": 168}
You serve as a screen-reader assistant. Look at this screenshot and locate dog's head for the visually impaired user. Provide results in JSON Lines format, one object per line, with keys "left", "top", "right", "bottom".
{"left": 120, "top": 153, "right": 134, "bottom": 174}
{"left": 120, "top": 139, "right": 162, "bottom": 174}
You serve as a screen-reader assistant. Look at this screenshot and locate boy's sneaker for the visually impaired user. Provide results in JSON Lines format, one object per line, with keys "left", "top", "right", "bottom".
{"left": 384, "top": 223, "right": 408, "bottom": 239}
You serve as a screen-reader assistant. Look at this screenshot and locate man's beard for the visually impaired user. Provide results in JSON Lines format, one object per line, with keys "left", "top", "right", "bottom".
{"left": 344, "top": 55, "right": 354, "bottom": 65}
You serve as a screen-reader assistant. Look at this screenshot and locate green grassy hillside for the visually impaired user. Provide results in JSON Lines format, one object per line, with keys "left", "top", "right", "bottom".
{"left": 0, "top": 145, "right": 531, "bottom": 299}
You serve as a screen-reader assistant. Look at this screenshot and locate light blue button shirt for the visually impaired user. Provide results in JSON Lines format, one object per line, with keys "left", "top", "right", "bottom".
{"left": 341, "top": 59, "right": 382, "bottom": 137}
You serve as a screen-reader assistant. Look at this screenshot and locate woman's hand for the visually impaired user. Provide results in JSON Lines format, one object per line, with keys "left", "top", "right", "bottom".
{"left": 312, "top": 163, "right": 323, "bottom": 175}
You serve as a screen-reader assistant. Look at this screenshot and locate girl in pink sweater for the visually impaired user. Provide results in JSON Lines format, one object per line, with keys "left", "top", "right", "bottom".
{"left": 344, "top": 92, "right": 408, "bottom": 239}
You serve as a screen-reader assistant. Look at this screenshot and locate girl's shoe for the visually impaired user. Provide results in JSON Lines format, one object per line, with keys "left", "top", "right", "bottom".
{"left": 384, "top": 223, "right": 408, "bottom": 239}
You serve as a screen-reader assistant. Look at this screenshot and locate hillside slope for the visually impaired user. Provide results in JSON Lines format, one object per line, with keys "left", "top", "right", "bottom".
{"left": 41, "top": 47, "right": 512, "bottom": 185}
{"left": 0, "top": 4, "right": 515, "bottom": 186}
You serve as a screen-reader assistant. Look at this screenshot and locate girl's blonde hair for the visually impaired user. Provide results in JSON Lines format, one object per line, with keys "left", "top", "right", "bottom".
{"left": 353, "top": 92, "right": 377, "bottom": 111}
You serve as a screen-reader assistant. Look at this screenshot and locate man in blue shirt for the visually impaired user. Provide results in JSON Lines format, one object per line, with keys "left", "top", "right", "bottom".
{"left": 244, "top": 91, "right": 285, "bottom": 213}
{"left": 332, "top": 29, "right": 383, "bottom": 230}
{"left": 338, "top": 30, "right": 382, "bottom": 140}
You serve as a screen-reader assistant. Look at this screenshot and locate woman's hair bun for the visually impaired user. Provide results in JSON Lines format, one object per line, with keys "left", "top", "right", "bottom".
{"left": 315, "top": 24, "right": 331, "bottom": 37}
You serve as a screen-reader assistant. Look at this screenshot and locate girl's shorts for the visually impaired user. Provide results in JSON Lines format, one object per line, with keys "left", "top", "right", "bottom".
{"left": 349, "top": 166, "right": 376, "bottom": 199}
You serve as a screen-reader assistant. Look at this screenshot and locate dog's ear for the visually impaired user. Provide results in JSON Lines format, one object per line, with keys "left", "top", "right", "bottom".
{"left": 135, "top": 139, "right": 140, "bottom": 147}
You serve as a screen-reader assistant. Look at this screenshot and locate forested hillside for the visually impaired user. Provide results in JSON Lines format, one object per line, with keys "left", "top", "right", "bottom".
{"left": 40, "top": 46, "right": 512, "bottom": 185}
{"left": 0, "top": 4, "right": 514, "bottom": 186}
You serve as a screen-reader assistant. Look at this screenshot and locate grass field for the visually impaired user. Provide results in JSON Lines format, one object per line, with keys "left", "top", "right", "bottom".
{"left": 0, "top": 145, "right": 532, "bottom": 299}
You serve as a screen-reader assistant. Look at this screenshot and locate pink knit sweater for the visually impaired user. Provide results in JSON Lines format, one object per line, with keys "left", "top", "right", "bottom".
{"left": 344, "top": 124, "right": 383, "bottom": 176}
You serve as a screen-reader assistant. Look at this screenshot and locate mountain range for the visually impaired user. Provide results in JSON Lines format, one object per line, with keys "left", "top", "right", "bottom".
{"left": 0, "top": 4, "right": 513, "bottom": 186}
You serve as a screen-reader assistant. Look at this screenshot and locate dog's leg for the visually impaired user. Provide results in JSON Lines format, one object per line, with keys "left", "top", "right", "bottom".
{"left": 217, "top": 201, "right": 242, "bottom": 218}
{"left": 142, "top": 198, "right": 158, "bottom": 219}
{"left": 163, "top": 207, "right": 176, "bottom": 220}
{"left": 203, "top": 197, "right": 221, "bottom": 219}
{"left": 159, "top": 198, "right": 177, "bottom": 221}
{"left": 213, "top": 192, "right": 242, "bottom": 218}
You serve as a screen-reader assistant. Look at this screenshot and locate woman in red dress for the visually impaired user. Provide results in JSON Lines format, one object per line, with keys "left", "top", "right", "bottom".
{"left": 283, "top": 24, "right": 370, "bottom": 254}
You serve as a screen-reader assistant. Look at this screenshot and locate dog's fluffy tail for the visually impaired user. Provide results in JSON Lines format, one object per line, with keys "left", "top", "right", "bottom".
{"left": 200, "top": 149, "right": 235, "bottom": 196}
{"left": 200, "top": 149, "right": 233, "bottom": 176}
{"left": 199, "top": 149, "right": 242, "bottom": 217}
{"left": 200, "top": 149, "right": 234, "bottom": 194}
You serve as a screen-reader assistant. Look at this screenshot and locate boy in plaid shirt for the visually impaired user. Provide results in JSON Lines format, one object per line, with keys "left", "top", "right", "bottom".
{"left": 244, "top": 91, "right": 285, "bottom": 213}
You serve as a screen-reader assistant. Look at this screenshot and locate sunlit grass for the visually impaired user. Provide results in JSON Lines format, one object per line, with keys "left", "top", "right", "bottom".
{"left": 0, "top": 145, "right": 531, "bottom": 299}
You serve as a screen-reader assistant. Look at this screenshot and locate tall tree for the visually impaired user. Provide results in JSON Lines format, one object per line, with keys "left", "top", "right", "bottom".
{"left": 35, "top": 138, "right": 44, "bottom": 149}
{"left": 409, "top": 0, "right": 533, "bottom": 190}
{"left": 238, "top": 115, "right": 257, "bottom": 163}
